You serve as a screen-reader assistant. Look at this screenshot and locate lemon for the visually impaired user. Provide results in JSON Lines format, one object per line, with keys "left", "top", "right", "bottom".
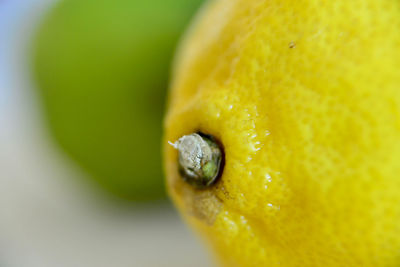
{"left": 33, "top": 0, "right": 203, "bottom": 200}
{"left": 164, "top": 0, "right": 400, "bottom": 265}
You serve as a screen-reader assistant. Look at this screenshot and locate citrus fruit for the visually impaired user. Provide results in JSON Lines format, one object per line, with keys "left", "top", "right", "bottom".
{"left": 164, "top": 0, "right": 400, "bottom": 265}
{"left": 33, "top": 0, "right": 203, "bottom": 200}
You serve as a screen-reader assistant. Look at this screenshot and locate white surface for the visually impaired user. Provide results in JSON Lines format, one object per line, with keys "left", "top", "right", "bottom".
{"left": 0, "top": 1, "right": 212, "bottom": 266}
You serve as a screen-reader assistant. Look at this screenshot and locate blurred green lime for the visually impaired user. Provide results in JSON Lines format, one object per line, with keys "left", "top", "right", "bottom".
{"left": 32, "top": 0, "right": 203, "bottom": 201}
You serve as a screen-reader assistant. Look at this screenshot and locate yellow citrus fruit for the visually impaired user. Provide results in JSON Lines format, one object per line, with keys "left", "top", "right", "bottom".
{"left": 164, "top": 0, "right": 400, "bottom": 266}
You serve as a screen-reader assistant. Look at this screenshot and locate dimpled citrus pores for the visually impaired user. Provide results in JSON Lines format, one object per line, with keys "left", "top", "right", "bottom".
{"left": 164, "top": 0, "right": 400, "bottom": 266}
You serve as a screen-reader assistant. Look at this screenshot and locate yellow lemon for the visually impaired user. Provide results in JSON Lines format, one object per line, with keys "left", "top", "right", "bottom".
{"left": 164, "top": 0, "right": 400, "bottom": 266}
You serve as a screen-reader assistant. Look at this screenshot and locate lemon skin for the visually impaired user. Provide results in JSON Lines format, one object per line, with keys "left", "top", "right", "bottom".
{"left": 164, "top": 0, "right": 400, "bottom": 265}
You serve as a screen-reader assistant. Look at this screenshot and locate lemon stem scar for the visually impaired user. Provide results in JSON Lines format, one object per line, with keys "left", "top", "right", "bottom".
{"left": 169, "top": 133, "right": 223, "bottom": 188}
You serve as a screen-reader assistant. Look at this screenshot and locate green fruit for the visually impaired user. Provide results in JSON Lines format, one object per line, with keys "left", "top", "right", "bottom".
{"left": 32, "top": 0, "right": 203, "bottom": 201}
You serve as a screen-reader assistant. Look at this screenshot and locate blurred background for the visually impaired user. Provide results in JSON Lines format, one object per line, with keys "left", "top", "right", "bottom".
{"left": 0, "top": 0, "right": 212, "bottom": 266}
